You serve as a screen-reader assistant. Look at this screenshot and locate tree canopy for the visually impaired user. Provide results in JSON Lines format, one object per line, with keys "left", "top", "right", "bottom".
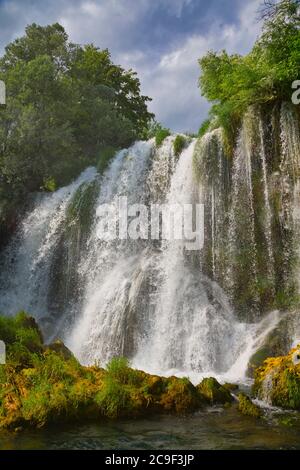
{"left": 0, "top": 23, "right": 154, "bottom": 225}
{"left": 198, "top": 0, "right": 300, "bottom": 137}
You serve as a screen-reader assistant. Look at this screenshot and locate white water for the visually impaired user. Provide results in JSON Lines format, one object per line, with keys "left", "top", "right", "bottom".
{"left": 68, "top": 139, "right": 282, "bottom": 383}
{"left": 68, "top": 140, "right": 154, "bottom": 363}
{"left": 0, "top": 130, "right": 297, "bottom": 383}
{"left": 226, "top": 120, "right": 259, "bottom": 305}
{"left": 259, "top": 116, "right": 274, "bottom": 278}
{"left": 280, "top": 103, "right": 300, "bottom": 346}
{"left": 0, "top": 167, "right": 97, "bottom": 322}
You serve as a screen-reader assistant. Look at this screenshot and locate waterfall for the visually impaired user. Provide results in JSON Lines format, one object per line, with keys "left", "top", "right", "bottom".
{"left": 227, "top": 115, "right": 259, "bottom": 317}
{"left": 134, "top": 140, "right": 246, "bottom": 376}
{"left": 68, "top": 140, "right": 154, "bottom": 363}
{"left": 0, "top": 167, "right": 97, "bottom": 336}
{"left": 280, "top": 103, "right": 300, "bottom": 346}
{"left": 1, "top": 114, "right": 299, "bottom": 382}
{"left": 193, "top": 128, "right": 230, "bottom": 284}
{"left": 258, "top": 116, "right": 274, "bottom": 279}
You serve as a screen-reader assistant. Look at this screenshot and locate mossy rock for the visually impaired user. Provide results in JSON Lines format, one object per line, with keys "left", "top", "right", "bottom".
{"left": 18, "top": 315, "right": 44, "bottom": 345}
{"left": 237, "top": 393, "right": 262, "bottom": 418}
{"left": 253, "top": 345, "right": 300, "bottom": 410}
{"left": 196, "top": 377, "right": 233, "bottom": 405}
{"left": 45, "top": 340, "right": 74, "bottom": 360}
{"left": 223, "top": 382, "right": 239, "bottom": 392}
{"left": 247, "top": 316, "right": 292, "bottom": 377}
{"left": 159, "top": 377, "right": 201, "bottom": 414}
{"left": 1, "top": 314, "right": 238, "bottom": 429}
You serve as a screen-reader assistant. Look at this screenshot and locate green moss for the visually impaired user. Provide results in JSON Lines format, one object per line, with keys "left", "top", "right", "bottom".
{"left": 0, "top": 312, "right": 43, "bottom": 357}
{"left": 159, "top": 377, "right": 201, "bottom": 414}
{"left": 42, "top": 177, "right": 57, "bottom": 192}
{"left": 223, "top": 383, "right": 239, "bottom": 392}
{"left": 0, "top": 313, "right": 248, "bottom": 429}
{"left": 105, "top": 357, "right": 142, "bottom": 386}
{"left": 173, "top": 135, "right": 186, "bottom": 156}
{"left": 97, "top": 146, "right": 117, "bottom": 174}
{"left": 253, "top": 345, "right": 300, "bottom": 410}
{"left": 155, "top": 128, "right": 170, "bottom": 147}
{"left": 66, "top": 180, "right": 99, "bottom": 235}
{"left": 237, "top": 393, "right": 262, "bottom": 418}
{"left": 196, "top": 377, "right": 233, "bottom": 405}
{"left": 45, "top": 340, "right": 74, "bottom": 360}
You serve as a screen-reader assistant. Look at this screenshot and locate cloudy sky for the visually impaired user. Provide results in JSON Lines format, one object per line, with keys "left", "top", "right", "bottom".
{"left": 0, "top": 0, "right": 263, "bottom": 131}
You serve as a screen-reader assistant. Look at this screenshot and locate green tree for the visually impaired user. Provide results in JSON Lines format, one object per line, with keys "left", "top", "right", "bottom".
{"left": 198, "top": 0, "right": 300, "bottom": 137}
{"left": 0, "top": 23, "right": 154, "bottom": 237}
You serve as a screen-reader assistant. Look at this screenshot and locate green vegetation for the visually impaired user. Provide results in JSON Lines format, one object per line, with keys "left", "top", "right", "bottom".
{"left": 237, "top": 393, "right": 262, "bottom": 418}
{"left": 96, "top": 146, "right": 117, "bottom": 174}
{"left": 199, "top": 0, "right": 300, "bottom": 144}
{"left": 155, "top": 127, "right": 171, "bottom": 147}
{"left": 198, "top": 119, "right": 211, "bottom": 137}
{"left": 196, "top": 377, "right": 233, "bottom": 405}
{"left": 1, "top": 313, "right": 240, "bottom": 429}
{"left": 173, "top": 135, "right": 186, "bottom": 156}
{"left": 253, "top": 345, "right": 300, "bottom": 410}
{"left": 0, "top": 23, "right": 154, "bottom": 243}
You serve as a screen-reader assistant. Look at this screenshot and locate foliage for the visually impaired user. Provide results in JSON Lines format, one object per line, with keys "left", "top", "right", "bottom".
{"left": 198, "top": 0, "right": 300, "bottom": 138}
{"left": 0, "top": 313, "right": 227, "bottom": 429}
{"left": 140, "top": 119, "right": 163, "bottom": 140}
{"left": 237, "top": 393, "right": 262, "bottom": 418}
{"left": 159, "top": 377, "right": 201, "bottom": 414}
{"left": 198, "top": 119, "right": 211, "bottom": 137}
{"left": 155, "top": 128, "right": 171, "bottom": 147}
{"left": 253, "top": 344, "right": 300, "bottom": 409}
{"left": 196, "top": 377, "right": 233, "bottom": 405}
{"left": 42, "top": 177, "right": 57, "bottom": 192}
{"left": 96, "top": 146, "right": 117, "bottom": 174}
{"left": 173, "top": 135, "right": 186, "bottom": 156}
{"left": 0, "top": 23, "right": 154, "bottom": 238}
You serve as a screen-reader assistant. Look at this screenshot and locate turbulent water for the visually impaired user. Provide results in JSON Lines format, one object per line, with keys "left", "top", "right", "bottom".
{"left": 1, "top": 103, "right": 300, "bottom": 383}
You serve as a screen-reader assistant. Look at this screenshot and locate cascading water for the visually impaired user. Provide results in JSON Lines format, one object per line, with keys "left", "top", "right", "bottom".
{"left": 258, "top": 116, "right": 274, "bottom": 279}
{"left": 227, "top": 115, "right": 260, "bottom": 316}
{"left": 1, "top": 111, "right": 299, "bottom": 383}
{"left": 68, "top": 140, "right": 154, "bottom": 363}
{"left": 280, "top": 103, "right": 300, "bottom": 347}
{"left": 193, "top": 128, "right": 230, "bottom": 284}
{"left": 0, "top": 167, "right": 97, "bottom": 336}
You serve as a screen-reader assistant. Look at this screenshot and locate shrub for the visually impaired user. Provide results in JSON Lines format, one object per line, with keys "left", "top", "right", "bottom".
{"left": 95, "top": 378, "right": 131, "bottom": 418}
{"left": 155, "top": 128, "right": 170, "bottom": 147}
{"left": 198, "top": 119, "right": 211, "bottom": 137}
{"left": 42, "top": 177, "right": 57, "bottom": 192}
{"left": 106, "top": 357, "right": 141, "bottom": 386}
{"left": 173, "top": 135, "right": 186, "bottom": 156}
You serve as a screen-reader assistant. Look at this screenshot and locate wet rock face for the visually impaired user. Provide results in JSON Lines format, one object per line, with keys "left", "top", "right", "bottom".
{"left": 247, "top": 314, "right": 293, "bottom": 376}
{"left": 194, "top": 103, "right": 300, "bottom": 320}
{"left": 45, "top": 340, "right": 74, "bottom": 360}
{"left": 253, "top": 344, "right": 300, "bottom": 410}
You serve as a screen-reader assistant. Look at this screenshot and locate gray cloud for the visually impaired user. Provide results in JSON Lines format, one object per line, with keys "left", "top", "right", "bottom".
{"left": 0, "top": 0, "right": 263, "bottom": 131}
